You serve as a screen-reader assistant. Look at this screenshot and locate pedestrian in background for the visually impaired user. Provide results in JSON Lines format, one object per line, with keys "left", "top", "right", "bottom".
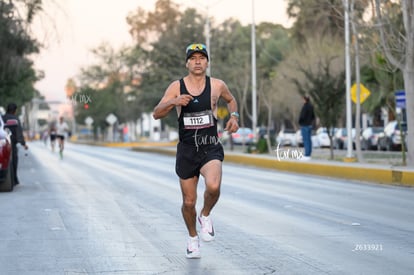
{"left": 152, "top": 43, "right": 239, "bottom": 259}
{"left": 2, "top": 103, "right": 28, "bottom": 185}
{"left": 298, "top": 95, "right": 315, "bottom": 160}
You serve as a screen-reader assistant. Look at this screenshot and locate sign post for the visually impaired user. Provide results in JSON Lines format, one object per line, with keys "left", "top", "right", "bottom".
{"left": 106, "top": 113, "right": 118, "bottom": 142}
{"left": 351, "top": 83, "right": 371, "bottom": 104}
{"left": 85, "top": 116, "right": 94, "bottom": 140}
{"left": 395, "top": 90, "right": 406, "bottom": 109}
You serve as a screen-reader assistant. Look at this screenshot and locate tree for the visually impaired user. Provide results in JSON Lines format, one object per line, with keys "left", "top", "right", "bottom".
{"left": 211, "top": 19, "right": 252, "bottom": 130}
{"left": 0, "top": 0, "right": 41, "bottom": 107}
{"left": 287, "top": 0, "right": 346, "bottom": 42}
{"left": 374, "top": 0, "right": 414, "bottom": 166}
{"left": 74, "top": 42, "right": 146, "bottom": 134}
{"left": 127, "top": 0, "right": 182, "bottom": 49}
{"left": 282, "top": 36, "right": 346, "bottom": 159}
{"left": 255, "top": 23, "right": 291, "bottom": 152}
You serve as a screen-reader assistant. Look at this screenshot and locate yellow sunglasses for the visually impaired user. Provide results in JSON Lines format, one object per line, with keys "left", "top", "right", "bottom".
{"left": 186, "top": 43, "right": 207, "bottom": 52}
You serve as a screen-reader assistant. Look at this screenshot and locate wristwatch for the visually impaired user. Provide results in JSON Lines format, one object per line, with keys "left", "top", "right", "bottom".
{"left": 230, "top": 112, "right": 239, "bottom": 119}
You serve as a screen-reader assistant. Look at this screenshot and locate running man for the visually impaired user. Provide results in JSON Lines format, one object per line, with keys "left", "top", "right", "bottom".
{"left": 152, "top": 43, "right": 239, "bottom": 258}
{"left": 55, "top": 116, "right": 69, "bottom": 158}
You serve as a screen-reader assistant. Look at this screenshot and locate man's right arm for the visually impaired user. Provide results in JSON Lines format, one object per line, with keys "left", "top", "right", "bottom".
{"left": 16, "top": 120, "right": 28, "bottom": 149}
{"left": 152, "top": 81, "right": 179, "bottom": 119}
{"left": 153, "top": 100, "right": 177, "bottom": 120}
{"left": 153, "top": 81, "right": 193, "bottom": 119}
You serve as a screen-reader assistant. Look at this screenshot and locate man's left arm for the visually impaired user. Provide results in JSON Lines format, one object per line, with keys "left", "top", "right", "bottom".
{"left": 220, "top": 81, "right": 239, "bottom": 134}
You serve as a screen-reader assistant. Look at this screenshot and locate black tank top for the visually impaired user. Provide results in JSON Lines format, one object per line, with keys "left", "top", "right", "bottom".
{"left": 178, "top": 76, "right": 219, "bottom": 146}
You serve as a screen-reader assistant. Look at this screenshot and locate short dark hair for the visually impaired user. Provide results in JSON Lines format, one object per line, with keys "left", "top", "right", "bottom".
{"left": 6, "top": 103, "right": 17, "bottom": 113}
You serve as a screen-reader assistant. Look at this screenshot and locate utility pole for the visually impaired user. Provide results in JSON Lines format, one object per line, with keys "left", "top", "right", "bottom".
{"left": 194, "top": 0, "right": 221, "bottom": 76}
{"left": 344, "top": 0, "right": 353, "bottom": 159}
{"left": 205, "top": 5, "right": 211, "bottom": 76}
{"left": 251, "top": 0, "right": 257, "bottom": 139}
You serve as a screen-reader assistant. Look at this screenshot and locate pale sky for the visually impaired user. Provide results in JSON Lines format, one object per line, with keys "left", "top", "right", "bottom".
{"left": 32, "top": 0, "right": 292, "bottom": 102}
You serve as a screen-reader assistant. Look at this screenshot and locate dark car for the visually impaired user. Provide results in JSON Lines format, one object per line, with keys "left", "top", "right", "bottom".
{"left": 377, "top": 121, "right": 407, "bottom": 151}
{"left": 333, "top": 128, "right": 357, "bottom": 150}
{"left": 361, "top": 127, "right": 383, "bottom": 150}
{"left": 0, "top": 116, "right": 14, "bottom": 191}
{"left": 333, "top": 128, "right": 347, "bottom": 150}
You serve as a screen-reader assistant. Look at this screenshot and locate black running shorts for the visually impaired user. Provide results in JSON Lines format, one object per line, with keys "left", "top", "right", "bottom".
{"left": 175, "top": 142, "right": 224, "bottom": 179}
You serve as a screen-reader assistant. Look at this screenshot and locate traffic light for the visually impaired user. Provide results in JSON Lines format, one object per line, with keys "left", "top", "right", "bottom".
{"left": 83, "top": 103, "right": 89, "bottom": 110}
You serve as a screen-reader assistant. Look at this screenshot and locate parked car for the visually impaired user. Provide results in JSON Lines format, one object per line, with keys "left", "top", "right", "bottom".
{"left": 231, "top": 127, "right": 254, "bottom": 145}
{"left": 276, "top": 128, "right": 297, "bottom": 146}
{"left": 361, "top": 127, "right": 383, "bottom": 150}
{"left": 333, "top": 128, "right": 347, "bottom": 150}
{"left": 0, "top": 116, "right": 14, "bottom": 192}
{"left": 295, "top": 129, "right": 320, "bottom": 148}
{"left": 315, "top": 127, "right": 336, "bottom": 148}
{"left": 377, "top": 121, "right": 407, "bottom": 151}
{"left": 333, "top": 128, "right": 356, "bottom": 150}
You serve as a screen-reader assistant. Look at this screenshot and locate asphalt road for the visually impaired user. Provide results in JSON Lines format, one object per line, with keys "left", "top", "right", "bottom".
{"left": 1, "top": 142, "right": 413, "bottom": 274}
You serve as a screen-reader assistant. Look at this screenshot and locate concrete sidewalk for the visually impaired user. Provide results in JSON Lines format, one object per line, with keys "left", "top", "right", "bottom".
{"left": 77, "top": 140, "right": 414, "bottom": 187}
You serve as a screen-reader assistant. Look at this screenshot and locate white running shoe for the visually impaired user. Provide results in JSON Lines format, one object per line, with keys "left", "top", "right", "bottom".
{"left": 198, "top": 215, "right": 215, "bottom": 242}
{"left": 299, "top": 156, "right": 311, "bottom": 161}
{"left": 186, "top": 236, "right": 201, "bottom": 259}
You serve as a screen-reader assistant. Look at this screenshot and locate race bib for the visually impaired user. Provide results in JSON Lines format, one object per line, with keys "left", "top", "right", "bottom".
{"left": 183, "top": 110, "right": 214, "bottom": 129}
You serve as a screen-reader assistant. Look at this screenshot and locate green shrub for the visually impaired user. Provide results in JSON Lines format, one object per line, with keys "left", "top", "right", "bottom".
{"left": 257, "top": 138, "right": 268, "bottom": 153}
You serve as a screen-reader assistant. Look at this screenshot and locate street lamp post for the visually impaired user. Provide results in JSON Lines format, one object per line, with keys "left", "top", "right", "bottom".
{"left": 251, "top": 0, "right": 257, "bottom": 139}
{"left": 194, "top": 0, "right": 221, "bottom": 76}
{"left": 205, "top": 6, "right": 211, "bottom": 76}
{"left": 344, "top": 0, "right": 353, "bottom": 158}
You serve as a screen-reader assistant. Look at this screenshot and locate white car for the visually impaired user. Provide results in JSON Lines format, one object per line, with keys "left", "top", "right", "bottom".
{"left": 377, "top": 121, "right": 407, "bottom": 151}
{"left": 276, "top": 129, "right": 297, "bottom": 146}
{"left": 315, "top": 127, "right": 336, "bottom": 148}
{"left": 361, "top": 127, "right": 383, "bottom": 150}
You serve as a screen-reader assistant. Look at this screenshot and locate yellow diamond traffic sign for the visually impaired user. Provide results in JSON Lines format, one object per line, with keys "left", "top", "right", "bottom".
{"left": 217, "top": 107, "right": 229, "bottom": 120}
{"left": 351, "top": 83, "right": 371, "bottom": 104}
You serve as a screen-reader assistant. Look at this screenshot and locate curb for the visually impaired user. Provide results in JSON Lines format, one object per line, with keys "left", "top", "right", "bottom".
{"left": 130, "top": 145, "right": 414, "bottom": 187}
{"left": 74, "top": 141, "right": 177, "bottom": 148}
{"left": 224, "top": 154, "right": 414, "bottom": 187}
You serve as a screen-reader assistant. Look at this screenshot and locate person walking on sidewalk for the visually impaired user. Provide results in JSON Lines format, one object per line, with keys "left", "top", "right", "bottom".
{"left": 2, "top": 103, "right": 28, "bottom": 185}
{"left": 153, "top": 43, "right": 239, "bottom": 259}
{"left": 298, "top": 95, "right": 315, "bottom": 160}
